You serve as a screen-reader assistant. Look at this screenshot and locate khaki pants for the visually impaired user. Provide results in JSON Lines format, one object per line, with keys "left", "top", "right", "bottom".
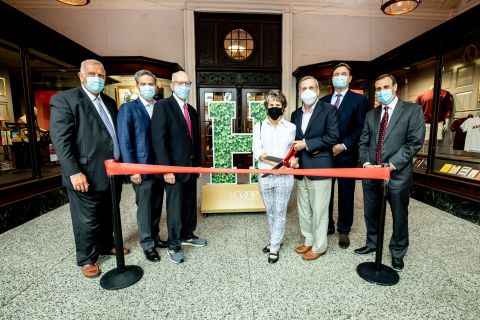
{"left": 296, "top": 178, "right": 332, "bottom": 254}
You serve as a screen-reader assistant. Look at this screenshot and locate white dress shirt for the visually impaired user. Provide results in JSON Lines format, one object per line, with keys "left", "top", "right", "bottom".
{"left": 252, "top": 118, "right": 296, "bottom": 170}
{"left": 172, "top": 93, "right": 188, "bottom": 118}
{"left": 301, "top": 101, "right": 317, "bottom": 134}
{"left": 380, "top": 96, "right": 398, "bottom": 126}
{"left": 81, "top": 84, "right": 114, "bottom": 126}
{"left": 139, "top": 95, "right": 155, "bottom": 119}
{"left": 330, "top": 88, "right": 348, "bottom": 107}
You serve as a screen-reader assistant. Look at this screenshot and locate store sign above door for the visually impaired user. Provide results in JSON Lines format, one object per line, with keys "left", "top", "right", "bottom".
{"left": 208, "top": 101, "right": 266, "bottom": 184}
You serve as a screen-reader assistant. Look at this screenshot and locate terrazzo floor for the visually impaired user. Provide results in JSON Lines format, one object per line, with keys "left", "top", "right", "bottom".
{"left": 0, "top": 180, "right": 479, "bottom": 320}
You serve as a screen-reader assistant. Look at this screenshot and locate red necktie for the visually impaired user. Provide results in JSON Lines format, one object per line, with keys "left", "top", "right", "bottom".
{"left": 376, "top": 106, "right": 389, "bottom": 165}
{"left": 333, "top": 93, "right": 342, "bottom": 109}
{"left": 183, "top": 103, "right": 192, "bottom": 136}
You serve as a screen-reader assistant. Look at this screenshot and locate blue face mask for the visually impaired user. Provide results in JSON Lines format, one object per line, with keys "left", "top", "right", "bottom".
{"left": 139, "top": 85, "right": 156, "bottom": 100}
{"left": 173, "top": 85, "right": 191, "bottom": 100}
{"left": 85, "top": 76, "right": 105, "bottom": 94}
{"left": 300, "top": 89, "right": 317, "bottom": 106}
{"left": 376, "top": 89, "right": 394, "bottom": 105}
{"left": 332, "top": 75, "right": 348, "bottom": 89}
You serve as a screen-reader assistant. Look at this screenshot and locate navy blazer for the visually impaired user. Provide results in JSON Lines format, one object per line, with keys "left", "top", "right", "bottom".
{"left": 320, "top": 90, "right": 369, "bottom": 161}
{"left": 290, "top": 100, "right": 339, "bottom": 180}
{"left": 117, "top": 98, "right": 155, "bottom": 180}
{"left": 151, "top": 95, "right": 201, "bottom": 182}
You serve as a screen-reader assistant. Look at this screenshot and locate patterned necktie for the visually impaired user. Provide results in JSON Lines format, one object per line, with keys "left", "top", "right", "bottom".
{"left": 376, "top": 106, "right": 389, "bottom": 165}
{"left": 334, "top": 93, "right": 342, "bottom": 109}
{"left": 183, "top": 103, "right": 192, "bottom": 136}
{"left": 95, "top": 97, "right": 120, "bottom": 160}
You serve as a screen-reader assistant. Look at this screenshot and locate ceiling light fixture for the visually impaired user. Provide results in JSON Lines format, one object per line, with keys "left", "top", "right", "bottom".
{"left": 381, "top": 0, "right": 422, "bottom": 15}
{"left": 57, "top": 0, "right": 90, "bottom": 6}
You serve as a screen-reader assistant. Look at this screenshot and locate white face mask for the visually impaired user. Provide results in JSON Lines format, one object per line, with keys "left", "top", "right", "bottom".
{"left": 301, "top": 89, "right": 317, "bottom": 106}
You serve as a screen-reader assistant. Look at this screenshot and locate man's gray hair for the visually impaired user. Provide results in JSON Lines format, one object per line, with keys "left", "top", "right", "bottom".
{"left": 134, "top": 70, "right": 157, "bottom": 84}
{"left": 80, "top": 59, "right": 104, "bottom": 74}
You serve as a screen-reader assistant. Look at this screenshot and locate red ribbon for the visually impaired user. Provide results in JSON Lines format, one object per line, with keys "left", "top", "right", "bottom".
{"left": 104, "top": 160, "right": 390, "bottom": 180}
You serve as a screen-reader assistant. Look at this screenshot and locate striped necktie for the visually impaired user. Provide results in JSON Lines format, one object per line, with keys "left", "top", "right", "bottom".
{"left": 94, "top": 97, "right": 120, "bottom": 160}
{"left": 376, "top": 106, "right": 389, "bottom": 165}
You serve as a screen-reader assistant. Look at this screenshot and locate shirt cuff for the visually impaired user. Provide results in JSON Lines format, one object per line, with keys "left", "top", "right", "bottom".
{"left": 70, "top": 172, "right": 82, "bottom": 177}
{"left": 342, "top": 143, "right": 347, "bottom": 150}
{"left": 389, "top": 162, "right": 396, "bottom": 170}
{"left": 363, "top": 162, "right": 371, "bottom": 168}
{"left": 303, "top": 139, "right": 308, "bottom": 151}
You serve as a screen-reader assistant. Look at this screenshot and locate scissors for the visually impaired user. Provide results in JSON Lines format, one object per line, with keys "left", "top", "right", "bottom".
{"left": 261, "top": 143, "right": 297, "bottom": 178}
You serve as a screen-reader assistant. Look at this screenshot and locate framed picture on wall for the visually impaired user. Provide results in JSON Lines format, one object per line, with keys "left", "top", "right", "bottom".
{"left": 0, "top": 77, "right": 6, "bottom": 96}
{"left": 116, "top": 86, "right": 139, "bottom": 107}
{"left": 0, "top": 102, "right": 10, "bottom": 121}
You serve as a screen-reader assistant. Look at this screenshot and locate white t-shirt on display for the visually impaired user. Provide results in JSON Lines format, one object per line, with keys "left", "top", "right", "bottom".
{"left": 461, "top": 117, "right": 480, "bottom": 152}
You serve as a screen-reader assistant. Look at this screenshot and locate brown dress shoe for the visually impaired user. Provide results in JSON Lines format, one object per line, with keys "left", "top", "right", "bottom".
{"left": 338, "top": 234, "right": 350, "bottom": 249}
{"left": 105, "top": 247, "right": 131, "bottom": 255}
{"left": 294, "top": 245, "right": 313, "bottom": 254}
{"left": 81, "top": 263, "right": 100, "bottom": 278}
{"left": 302, "top": 250, "right": 326, "bottom": 261}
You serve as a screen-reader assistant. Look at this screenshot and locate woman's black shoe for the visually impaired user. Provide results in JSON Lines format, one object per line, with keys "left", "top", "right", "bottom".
{"left": 268, "top": 252, "right": 279, "bottom": 264}
{"left": 262, "top": 243, "right": 283, "bottom": 253}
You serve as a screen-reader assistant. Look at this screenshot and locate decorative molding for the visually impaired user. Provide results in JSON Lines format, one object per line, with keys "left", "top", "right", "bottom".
{"left": 196, "top": 71, "right": 281, "bottom": 86}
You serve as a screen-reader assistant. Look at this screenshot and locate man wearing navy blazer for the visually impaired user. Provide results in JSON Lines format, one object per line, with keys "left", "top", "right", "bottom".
{"left": 355, "top": 74, "right": 425, "bottom": 271}
{"left": 291, "top": 76, "right": 339, "bottom": 261}
{"left": 50, "top": 59, "right": 128, "bottom": 278}
{"left": 320, "top": 63, "right": 369, "bottom": 249}
{"left": 151, "top": 71, "right": 206, "bottom": 264}
{"left": 117, "top": 70, "right": 165, "bottom": 262}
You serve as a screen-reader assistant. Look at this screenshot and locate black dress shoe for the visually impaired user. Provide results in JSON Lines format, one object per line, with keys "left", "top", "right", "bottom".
{"left": 268, "top": 252, "right": 279, "bottom": 264}
{"left": 262, "top": 243, "right": 283, "bottom": 253}
{"left": 354, "top": 246, "right": 376, "bottom": 255}
{"left": 155, "top": 240, "right": 168, "bottom": 249}
{"left": 392, "top": 257, "right": 404, "bottom": 271}
{"left": 327, "top": 228, "right": 335, "bottom": 235}
{"left": 144, "top": 248, "right": 160, "bottom": 262}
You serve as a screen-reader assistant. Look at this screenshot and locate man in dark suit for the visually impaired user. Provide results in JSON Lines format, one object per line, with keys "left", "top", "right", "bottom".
{"left": 50, "top": 59, "right": 129, "bottom": 278}
{"left": 355, "top": 74, "right": 425, "bottom": 271}
{"left": 117, "top": 70, "right": 166, "bottom": 263}
{"left": 320, "top": 63, "right": 369, "bottom": 249}
{"left": 291, "top": 76, "right": 339, "bottom": 261}
{"left": 151, "top": 71, "right": 206, "bottom": 264}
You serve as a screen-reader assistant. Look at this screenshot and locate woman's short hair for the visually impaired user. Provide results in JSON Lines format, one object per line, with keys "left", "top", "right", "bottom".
{"left": 264, "top": 89, "right": 287, "bottom": 109}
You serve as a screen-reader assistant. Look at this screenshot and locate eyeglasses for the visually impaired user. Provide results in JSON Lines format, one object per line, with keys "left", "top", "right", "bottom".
{"left": 172, "top": 81, "right": 192, "bottom": 86}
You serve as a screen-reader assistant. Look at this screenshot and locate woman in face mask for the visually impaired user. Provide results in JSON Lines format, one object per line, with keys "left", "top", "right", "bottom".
{"left": 252, "top": 90, "right": 298, "bottom": 264}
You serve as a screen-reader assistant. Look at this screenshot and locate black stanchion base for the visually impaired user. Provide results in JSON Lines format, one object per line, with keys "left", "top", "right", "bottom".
{"left": 100, "top": 265, "right": 144, "bottom": 290}
{"left": 357, "top": 262, "right": 399, "bottom": 286}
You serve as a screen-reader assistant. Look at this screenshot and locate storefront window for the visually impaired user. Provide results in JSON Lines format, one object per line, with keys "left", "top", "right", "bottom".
{"left": 29, "top": 48, "right": 79, "bottom": 179}
{"left": 0, "top": 40, "right": 32, "bottom": 186}
{"left": 432, "top": 40, "right": 480, "bottom": 181}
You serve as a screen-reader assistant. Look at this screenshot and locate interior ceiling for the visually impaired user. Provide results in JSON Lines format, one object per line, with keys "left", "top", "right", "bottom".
{"left": 4, "top": 0, "right": 479, "bottom": 17}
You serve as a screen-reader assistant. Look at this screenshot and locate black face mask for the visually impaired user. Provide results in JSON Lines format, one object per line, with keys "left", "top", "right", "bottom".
{"left": 267, "top": 107, "right": 283, "bottom": 120}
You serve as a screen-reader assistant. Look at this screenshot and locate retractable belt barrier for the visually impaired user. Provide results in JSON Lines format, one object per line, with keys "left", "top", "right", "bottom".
{"left": 101, "top": 159, "right": 397, "bottom": 290}
{"left": 103, "top": 160, "right": 391, "bottom": 180}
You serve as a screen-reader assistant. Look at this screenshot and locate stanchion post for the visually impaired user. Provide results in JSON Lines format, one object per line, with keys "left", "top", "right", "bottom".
{"left": 100, "top": 176, "right": 143, "bottom": 290}
{"left": 356, "top": 165, "right": 399, "bottom": 286}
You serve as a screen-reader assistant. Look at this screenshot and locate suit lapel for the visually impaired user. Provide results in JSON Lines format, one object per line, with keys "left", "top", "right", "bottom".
{"left": 304, "top": 100, "right": 322, "bottom": 135}
{"left": 169, "top": 95, "right": 189, "bottom": 134}
{"left": 339, "top": 90, "right": 352, "bottom": 111}
{"left": 78, "top": 88, "right": 111, "bottom": 136}
{"left": 135, "top": 98, "right": 151, "bottom": 123}
{"left": 374, "top": 106, "right": 381, "bottom": 144}
{"left": 383, "top": 100, "right": 403, "bottom": 142}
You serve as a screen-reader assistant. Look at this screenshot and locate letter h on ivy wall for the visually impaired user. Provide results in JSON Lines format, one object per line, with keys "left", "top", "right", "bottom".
{"left": 208, "top": 101, "right": 266, "bottom": 184}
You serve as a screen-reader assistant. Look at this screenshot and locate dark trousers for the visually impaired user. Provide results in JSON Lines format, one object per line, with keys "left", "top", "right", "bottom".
{"left": 328, "top": 156, "right": 356, "bottom": 234}
{"left": 132, "top": 178, "right": 164, "bottom": 251}
{"left": 67, "top": 178, "right": 122, "bottom": 266}
{"left": 165, "top": 176, "right": 197, "bottom": 250}
{"left": 362, "top": 181, "right": 410, "bottom": 259}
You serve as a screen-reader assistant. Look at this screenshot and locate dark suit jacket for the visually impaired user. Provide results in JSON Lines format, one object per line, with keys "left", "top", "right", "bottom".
{"left": 321, "top": 90, "right": 369, "bottom": 162}
{"left": 117, "top": 98, "right": 155, "bottom": 180}
{"left": 290, "top": 100, "right": 339, "bottom": 180}
{"left": 50, "top": 86, "right": 120, "bottom": 192}
{"left": 151, "top": 95, "right": 200, "bottom": 182}
{"left": 358, "top": 99, "right": 426, "bottom": 189}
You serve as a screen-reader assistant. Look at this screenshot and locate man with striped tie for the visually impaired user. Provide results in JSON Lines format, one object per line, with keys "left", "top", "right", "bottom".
{"left": 355, "top": 74, "right": 425, "bottom": 271}
{"left": 50, "top": 59, "right": 129, "bottom": 278}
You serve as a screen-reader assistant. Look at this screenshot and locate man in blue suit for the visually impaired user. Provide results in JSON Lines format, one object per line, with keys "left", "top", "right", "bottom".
{"left": 117, "top": 70, "right": 165, "bottom": 262}
{"left": 291, "top": 76, "right": 339, "bottom": 261}
{"left": 320, "top": 63, "right": 369, "bottom": 249}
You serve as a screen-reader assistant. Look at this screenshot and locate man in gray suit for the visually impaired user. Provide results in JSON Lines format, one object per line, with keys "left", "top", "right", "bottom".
{"left": 50, "top": 59, "right": 129, "bottom": 278}
{"left": 354, "top": 74, "right": 425, "bottom": 271}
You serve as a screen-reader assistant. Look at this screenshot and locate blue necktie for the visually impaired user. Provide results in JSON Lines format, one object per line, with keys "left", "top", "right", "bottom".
{"left": 95, "top": 97, "right": 120, "bottom": 160}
